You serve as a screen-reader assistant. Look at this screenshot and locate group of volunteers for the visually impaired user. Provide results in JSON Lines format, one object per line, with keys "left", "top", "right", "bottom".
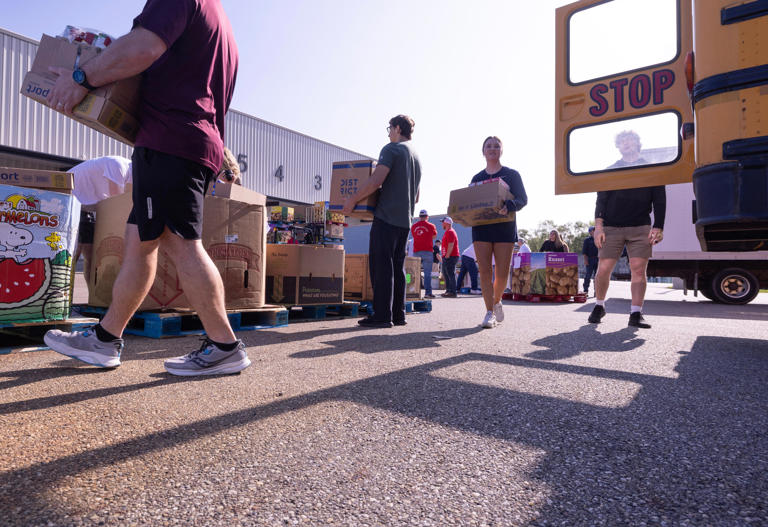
{"left": 343, "top": 121, "right": 665, "bottom": 332}
{"left": 38, "top": 0, "right": 665, "bottom": 378}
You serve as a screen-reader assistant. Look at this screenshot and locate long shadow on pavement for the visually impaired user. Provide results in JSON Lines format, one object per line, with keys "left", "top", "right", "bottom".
{"left": 525, "top": 325, "right": 644, "bottom": 360}
{"left": 289, "top": 326, "right": 484, "bottom": 358}
{"left": 1, "top": 337, "right": 767, "bottom": 525}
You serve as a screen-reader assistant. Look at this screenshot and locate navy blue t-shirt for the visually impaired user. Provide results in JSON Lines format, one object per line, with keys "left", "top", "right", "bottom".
{"left": 469, "top": 167, "right": 527, "bottom": 243}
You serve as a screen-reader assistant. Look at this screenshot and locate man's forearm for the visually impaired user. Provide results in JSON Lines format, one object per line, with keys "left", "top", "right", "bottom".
{"left": 83, "top": 28, "right": 166, "bottom": 87}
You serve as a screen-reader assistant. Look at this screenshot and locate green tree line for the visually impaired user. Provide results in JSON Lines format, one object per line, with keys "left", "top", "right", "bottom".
{"left": 519, "top": 220, "right": 594, "bottom": 255}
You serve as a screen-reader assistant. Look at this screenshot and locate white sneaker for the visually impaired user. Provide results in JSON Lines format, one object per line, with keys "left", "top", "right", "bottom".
{"left": 493, "top": 302, "right": 504, "bottom": 323}
{"left": 469, "top": 289, "right": 482, "bottom": 295}
{"left": 481, "top": 311, "right": 497, "bottom": 328}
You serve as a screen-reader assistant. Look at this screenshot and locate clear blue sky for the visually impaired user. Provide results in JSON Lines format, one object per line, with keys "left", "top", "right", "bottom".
{"left": 1, "top": 0, "right": 596, "bottom": 232}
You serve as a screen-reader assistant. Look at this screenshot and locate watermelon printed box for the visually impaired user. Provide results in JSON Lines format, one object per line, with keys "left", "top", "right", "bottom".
{"left": 0, "top": 184, "right": 80, "bottom": 323}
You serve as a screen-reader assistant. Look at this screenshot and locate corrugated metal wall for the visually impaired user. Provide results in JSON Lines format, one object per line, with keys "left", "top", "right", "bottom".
{"left": 225, "top": 110, "right": 370, "bottom": 204}
{"left": 1, "top": 29, "right": 133, "bottom": 162}
{"left": 1, "top": 27, "right": 371, "bottom": 204}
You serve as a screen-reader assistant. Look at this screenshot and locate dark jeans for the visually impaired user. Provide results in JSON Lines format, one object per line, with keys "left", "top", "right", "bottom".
{"left": 442, "top": 256, "right": 459, "bottom": 294}
{"left": 369, "top": 217, "right": 409, "bottom": 323}
{"left": 456, "top": 255, "right": 479, "bottom": 290}
{"left": 583, "top": 260, "right": 598, "bottom": 292}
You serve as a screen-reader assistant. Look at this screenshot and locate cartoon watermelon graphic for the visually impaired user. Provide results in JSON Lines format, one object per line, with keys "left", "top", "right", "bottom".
{"left": 0, "top": 258, "right": 52, "bottom": 308}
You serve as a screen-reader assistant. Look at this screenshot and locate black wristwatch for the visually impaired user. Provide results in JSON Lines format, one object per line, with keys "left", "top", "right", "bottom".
{"left": 72, "top": 68, "right": 96, "bottom": 90}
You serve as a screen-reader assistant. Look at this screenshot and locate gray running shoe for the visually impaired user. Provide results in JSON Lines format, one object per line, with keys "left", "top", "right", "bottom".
{"left": 164, "top": 338, "right": 250, "bottom": 376}
{"left": 44, "top": 326, "right": 124, "bottom": 368}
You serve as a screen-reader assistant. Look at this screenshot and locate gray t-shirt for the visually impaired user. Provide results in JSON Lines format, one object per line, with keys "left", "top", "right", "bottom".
{"left": 374, "top": 141, "right": 421, "bottom": 229}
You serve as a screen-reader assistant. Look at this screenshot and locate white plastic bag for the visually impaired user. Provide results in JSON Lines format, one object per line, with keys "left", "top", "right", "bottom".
{"left": 70, "top": 156, "right": 132, "bottom": 205}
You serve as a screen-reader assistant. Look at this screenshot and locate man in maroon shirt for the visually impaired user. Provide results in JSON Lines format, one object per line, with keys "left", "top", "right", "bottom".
{"left": 44, "top": 0, "right": 247, "bottom": 376}
{"left": 410, "top": 209, "right": 438, "bottom": 298}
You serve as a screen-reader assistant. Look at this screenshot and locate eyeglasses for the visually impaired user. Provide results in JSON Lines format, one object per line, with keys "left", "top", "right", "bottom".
{"left": 386, "top": 126, "right": 392, "bottom": 133}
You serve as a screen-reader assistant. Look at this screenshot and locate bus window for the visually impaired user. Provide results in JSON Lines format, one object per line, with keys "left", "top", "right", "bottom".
{"left": 568, "top": 112, "right": 680, "bottom": 174}
{"left": 569, "top": 0, "right": 678, "bottom": 84}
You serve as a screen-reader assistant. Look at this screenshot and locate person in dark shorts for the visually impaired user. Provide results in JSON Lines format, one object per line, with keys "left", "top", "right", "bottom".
{"left": 342, "top": 115, "right": 421, "bottom": 328}
{"left": 44, "top": 0, "right": 246, "bottom": 376}
{"left": 471, "top": 136, "right": 528, "bottom": 328}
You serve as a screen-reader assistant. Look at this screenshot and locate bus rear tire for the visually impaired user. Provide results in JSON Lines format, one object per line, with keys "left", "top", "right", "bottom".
{"left": 710, "top": 268, "right": 759, "bottom": 305}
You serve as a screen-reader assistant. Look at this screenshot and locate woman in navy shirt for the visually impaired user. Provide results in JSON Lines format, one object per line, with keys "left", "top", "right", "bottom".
{"left": 471, "top": 136, "right": 528, "bottom": 328}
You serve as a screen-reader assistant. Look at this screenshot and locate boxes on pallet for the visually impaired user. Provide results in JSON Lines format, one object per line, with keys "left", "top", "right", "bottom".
{"left": 344, "top": 254, "right": 422, "bottom": 301}
{"left": 270, "top": 206, "right": 294, "bottom": 222}
{"left": 329, "top": 160, "right": 377, "bottom": 220}
{"left": 447, "top": 178, "right": 516, "bottom": 227}
{"left": 509, "top": 252, "right": 579, "bottom": 296}
{"left": 0, "top": 169, "right": 80, "bottom": 324}
{"left": 89, "top": 182, "right": 267, "bottom": 310}
{"left": 265, "top": 244, "right": 344, "bottom": 305}
{"left": 21, "top": 35, "right": 141, "bottom": 145}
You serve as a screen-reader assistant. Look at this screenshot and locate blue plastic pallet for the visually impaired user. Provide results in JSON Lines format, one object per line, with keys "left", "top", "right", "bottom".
{"left": 74, "top": 305, "right": 288, "bottom": 339}
{"left": 0, "top": 317, "right": 99, "bottom": 354}
{"left": 286, "top": 301, "right": 360, "bottom": 321}
{"left": 359, "top": 299, "right": 432, "bottom": 316}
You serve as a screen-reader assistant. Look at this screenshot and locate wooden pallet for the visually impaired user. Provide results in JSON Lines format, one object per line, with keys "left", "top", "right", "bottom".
{"left": 502, "top": 292, "right": 587, "bottom": 303}
{"left": 0, "top": 317, "right": 99, "bottom": 354}
{"left": 359, "top": 299, "right": 432, "bottom": 316}
{"left": 74, "top": 305, "right": 288, "bottom": 339}
{"left": 285, "top": 301, "right": 360, "bottom": 321}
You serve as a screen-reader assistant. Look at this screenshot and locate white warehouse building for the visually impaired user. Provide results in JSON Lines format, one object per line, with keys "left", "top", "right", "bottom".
{"left": 0, "top": 27, "right": 371, "bottom": 205}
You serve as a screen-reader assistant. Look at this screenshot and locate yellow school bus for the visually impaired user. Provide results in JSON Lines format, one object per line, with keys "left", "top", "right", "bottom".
{"left": 555, "top": 0, "right": 768, "bottom": 254}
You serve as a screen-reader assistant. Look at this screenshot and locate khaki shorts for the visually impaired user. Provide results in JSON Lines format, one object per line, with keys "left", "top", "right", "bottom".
{"left": 599, "top": 225, "right": 653, "bottom": 260}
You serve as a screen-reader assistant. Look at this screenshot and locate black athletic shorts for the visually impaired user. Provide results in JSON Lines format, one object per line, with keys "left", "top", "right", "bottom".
{"left": 127, "top": 147, "right": 215, "bottom": 241}
{"left": 78, "top": 210, "right": 96, "bottom": 244}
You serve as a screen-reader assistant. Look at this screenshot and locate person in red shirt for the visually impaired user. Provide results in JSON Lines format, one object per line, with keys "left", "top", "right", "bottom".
{"left": 440, "top": 217, "right": 460, "bottom": 297}
{"left": 411, "top": 209, "right": 438, "bottom": 298}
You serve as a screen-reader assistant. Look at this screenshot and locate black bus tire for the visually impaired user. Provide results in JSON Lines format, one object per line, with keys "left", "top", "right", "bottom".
{"left": 710, "top": 268, "right": 759, "bottom": 305}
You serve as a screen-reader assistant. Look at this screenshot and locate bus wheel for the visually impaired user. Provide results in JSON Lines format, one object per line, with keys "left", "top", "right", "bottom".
{"left": 710, "top": 268, "right": 759, "bottom": 305}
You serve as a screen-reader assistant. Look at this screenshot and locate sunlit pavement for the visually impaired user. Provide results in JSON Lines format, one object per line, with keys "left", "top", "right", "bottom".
{"left": 1, "top": 279, "right": 766, "bottom": 526}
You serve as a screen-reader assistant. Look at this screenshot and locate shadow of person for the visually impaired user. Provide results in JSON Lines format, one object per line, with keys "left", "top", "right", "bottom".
{"left": 289, "top": 326, "right": 484, "bottom": 359}
{"left": 526, "top": 325, "right": 644, "bottom": 361}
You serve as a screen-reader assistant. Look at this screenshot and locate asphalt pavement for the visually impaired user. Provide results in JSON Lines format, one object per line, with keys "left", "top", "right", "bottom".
{"left": 1, "top": 279, "right": 766, "bottom": 526}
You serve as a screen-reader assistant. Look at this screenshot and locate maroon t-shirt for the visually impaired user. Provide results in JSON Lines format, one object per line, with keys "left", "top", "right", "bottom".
{"left": 133, "top": 0, "right": 238, "bottom": 173}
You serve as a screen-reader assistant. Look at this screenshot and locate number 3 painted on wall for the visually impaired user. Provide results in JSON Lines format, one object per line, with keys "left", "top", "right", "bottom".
{"left": 314, "top": 175, "right": 322, "bottom": 190}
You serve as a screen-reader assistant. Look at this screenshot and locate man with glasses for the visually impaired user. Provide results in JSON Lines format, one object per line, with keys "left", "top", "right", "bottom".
{"left": 343, "top": 115, "right": 421, "bottom": 328}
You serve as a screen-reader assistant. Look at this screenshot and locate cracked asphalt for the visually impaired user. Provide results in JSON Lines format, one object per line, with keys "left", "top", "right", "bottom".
{"left": 1, "top": 279, "right": 766, "bottom": 526}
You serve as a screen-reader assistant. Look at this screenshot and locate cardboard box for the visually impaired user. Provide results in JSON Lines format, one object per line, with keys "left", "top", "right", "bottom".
{"left": 405, "top": 256, "right": 423, "bottom": 298}
{"left": 21, "top": 34, "right": 141, "bottom": 145}
{"left": 89, "top": 183, "right": 267, "bottom": 310}
{"left": 344, "top": 254, "right": 372, "bottom": 300}
{"left": 344, "top": 254, "right": 422, "bottom": 300}
{"left": 509, "top": 252, "right": 578, "bottom": 296}
{"left": 266, "top": 244, "right": 344, "bottom": 305}
{"left": 0, "top": 181, "right": 80, "bottom": 323}
{"left": 329, "top": 160, "right": 377, "bottom": 220}
{"left": 326, "top": 223, "right": 344, "bottom": 239}
{"left": 447, "top": 178, "right": 516, "bottom": 227}
{"left": 0, "top": 167, "right": 74, "bottom": 191}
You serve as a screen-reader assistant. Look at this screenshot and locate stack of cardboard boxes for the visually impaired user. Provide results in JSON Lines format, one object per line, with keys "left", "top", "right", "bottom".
{"left": 89, "top": 183, "right": 268, "bottom": 310}
{"left": 344, "top": 254, "right": 422, "bottom": 302}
